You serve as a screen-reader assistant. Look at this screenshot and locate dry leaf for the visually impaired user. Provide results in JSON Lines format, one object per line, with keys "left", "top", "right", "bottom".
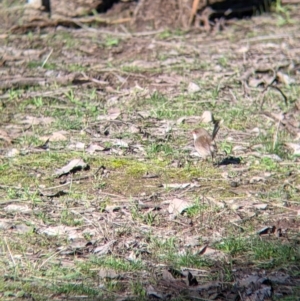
{"left": 277, "top": 71, "right": 295, "bottom": 85}
{"left": 188, "top": 82, "right": 200, "bottom": 93}
{"left": 93, "top": 240, "right": 116, "bottom": 255}
{"left": 146, "top": 285, "right": 164, "bottom": 299}
{"left": 67, "top": 142, "right": 85, "bottom": 150}
{"left": 0, "top": 219, "right": 14, "bottom": 230}
{"left": 15, "top": 224, "right": 32, "bottom": 234}
{"left": 236, "top": 45, "right": 249, "bottom": 53}
{"left": 113, "top": 140, "right": 129, "bottom": 148}
{"left": 40, "top": 131, "right": 68, "bottom": 142}
{"left": 248, "top": 78, "right": 264, "bottom": 87}
{"left": 97, "top": 107, "right": 121, "bottom": 121}
{"left": 163, "top": 183, "right": 191, "bottom": 189}
{"left": 54, "top": 158, "right": 89, "bottom": 176}
{"left": 4, "top": 204, "right": 31, "bottom": 213}
{"left": 0, "top": 129, "right": 11, "bottom": 144}
{"left": 20, "top": 116, "right": 54, "bottom": 125}
{"left": 201, "top": 111, "right": 213, "bottom": 123}
{"left": 40, "top": 225, "right": 79, "bottom": 238}
{"left": 6, "top": 148, "right": 19, "bottom": 158}
{"left": 168, "top": 198, "right": 192, "bottom": 214}
{"left": 162, "top": 270, "right": 176, "bottom": 282}
{"left": 107, "top": 108, "right": 121, "bottom": 120}
{"left": 200, "top": 247, "right": 228, "bottom": 261}
{"left": 250, "top": 176, "right": 265, "bottom": 184}
{"left": 176, "top": 115, "right": 202, "bottom": 125}
{"left": 86, "top": 143, "right": 105, "bottom": 154}
{"left": 285, "top": 143, "right": 300, "bottom": 155}
{"left": 99, "top": 268, "right": 120, "bottom": 279}
{"left": 254, "top": 203, "right": 268, "bottom": 210}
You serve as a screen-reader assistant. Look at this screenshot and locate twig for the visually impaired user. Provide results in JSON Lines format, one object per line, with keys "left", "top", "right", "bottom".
{"left": 131, "top": 0, "right": 146, "bottom": 25}
{"left": 4, "top": 237, "right": 16, "bottom": 267}
{"left": 273, "top": 120, "right": 281, "bottom": 150}
{"left": 241, "top": 33, "right": 300, "bottom": 43}
{"left": 41, "top": 48, "right": 53, "bottom": 67}
{"left": 38, "top": 248, "right": 66, "bottom": 270}
{"left": 189, "top": 0, "right": 200, "bottom": 26}
{"left": 260, "top": 84, "right": 288, "bottom": 109}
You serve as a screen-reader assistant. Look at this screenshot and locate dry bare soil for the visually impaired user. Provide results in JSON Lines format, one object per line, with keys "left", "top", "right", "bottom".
{"left": 0, "top": 2, "right": 300, "bottom": 301}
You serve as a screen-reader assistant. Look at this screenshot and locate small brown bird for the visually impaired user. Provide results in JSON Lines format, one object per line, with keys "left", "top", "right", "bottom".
{"left": 191, "top": 119, "right": 221, "bottom": 160}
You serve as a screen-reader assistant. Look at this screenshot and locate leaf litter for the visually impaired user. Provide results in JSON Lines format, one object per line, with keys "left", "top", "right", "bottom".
{"left": 0, "top": 3, "right": 300, "bottom": 300}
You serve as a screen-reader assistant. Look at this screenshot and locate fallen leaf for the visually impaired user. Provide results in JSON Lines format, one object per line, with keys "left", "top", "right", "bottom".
{"left": 163, "top": 183, "right": 191, "bottom": 189}
{"left": 54, "top": 158, "right": 89, "bottom": 176}
{"left": 160, "top": 58, "right": 180, "bottom": 66}
{"left": 0, "top": 129, "right": 11, "bottom": 144}
{"left": 3, "top": 204, "right": 31, "bottom": 213}
{"left": 40, "top": 225, "right": 79, "bottom": 239}
{"left": 146, "top": 285, "right": 165, "bottom": 299}
{"left": 250, "top": 176, "right": 265, "bottom": 184}
{"left": 0, "top": 219, "right": 14, "bottom": 230}
{"left": 236, "top": 45, "right": 249, "bottom": 53}
{"left": 257, "top": 226, "right": 275, "bottom": 235}
{"left": 67, "top": 142, "right": 85, "bottom": 150}
{"left": 40, "top": 131, "right": 68, "bottom": 142}
{"left": 201, "top": 111, "right": 213, "bottom": 123}
{"left": 200, "top": 247, "right": 228, "bottom": 261}
{"left": 6, "top": 148, "right": 19, "bottom": 157}
{"left": 253, "top": 203, "right": 268, "bottom": 210}
{"left": 277, "top": 71, "right": 295, "bottom": 85}
{"left": 176, "top": 115, "right": 202, "bottom": 125}
{"left": 162, "top": 270, "right": 176, "bottom": 282}
{"left": 168, "top": 198, "right": 193, "bottom": 214}
{"left": 20, "top": 116, "right": 54, "bottom": 125}
{"left": 113, "top": 140, "right": 129, "bottom": 148}
{"left": 86, "top": 143, "right": 105, "bottom": 154}
{"left": 99, "top": 268, "right": 120, "bottom": 279}
{"left": 39, "top": 190, "right": 68, "bottom": 197}
{"left": 93, "top": 240, "right": 116, "bottom": 255}
{"left": 97, "top": 107, "right": 121, "bottom": 121}
{"left": 188, "top": 82, "right": 200, "bottom": 93}
{"left": 249, "top": 77, "right": 264, "bottom": 87}
{"left": 184, "top": 236, "right": 201, "bottom": 247}
{"left": 15, "top": 223, "right": 32, "bottom": 234}
{"left": 262, "top": 154, "right": 282, "bottom": 162}
{"left": 59, "top": 240, "right": 93, "bottom": 255}
{"left": 285, "top": 143, "right": 300, "bottom": 155}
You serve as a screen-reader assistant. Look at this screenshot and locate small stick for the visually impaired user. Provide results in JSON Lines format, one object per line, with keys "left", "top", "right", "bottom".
{"left": 273, "top": 120, "right": 281, "bottom": 150}
{"left": 42, "top": 49, "right": 53, "bottom": 67}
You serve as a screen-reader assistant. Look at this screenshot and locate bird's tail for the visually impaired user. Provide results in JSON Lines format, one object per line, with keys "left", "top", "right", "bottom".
{"left": 212, "top": 119, "right": 221, "bottom": 140}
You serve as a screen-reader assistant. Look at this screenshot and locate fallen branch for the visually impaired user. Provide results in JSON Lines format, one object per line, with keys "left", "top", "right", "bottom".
{"left": 0, "top": 73, "right": 108, "bottom": 90}
{"left": 10, "top": 15, "right": 131, "bottom": 33}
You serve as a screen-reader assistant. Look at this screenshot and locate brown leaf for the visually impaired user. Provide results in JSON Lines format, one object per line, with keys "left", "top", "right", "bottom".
{"left": 54, "top": 158, "right": 89, "bottom": 177}
{"left": 162, "top": 270, "right": 176, "bottom": 282}
{"left": 93, "top": 240, "right": 116, "bottom": 256}
{"left": 40, "top": 131, "right": 68, "bottom": 142}
{"left": 97, "top": 107, "right": 121, "bottom": 121}
{"left": 99, "top": 268, "right": 121, "bottom": 279}
{"left": 0, "top": 129, "right": 11, "bottom": 144}
{"left": 168, "top": 198, "right": 193, "bottom": 214}
{"left": 20, "top": 116, "right": 54, "bottom": 125}
{"left": 285, "top": 143, "right": 300, "bottom": 155}
{"left": 86, "top": 143, "right": 105, "bottom": 154}
{"left": 40, "top": 225, "right": 79, "bottom": 239}
{"left": 4, "top": 204, "right": 31, "bottom": 213}
{"left": 188, "top": 82, "right": 200, "bottom": 93}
